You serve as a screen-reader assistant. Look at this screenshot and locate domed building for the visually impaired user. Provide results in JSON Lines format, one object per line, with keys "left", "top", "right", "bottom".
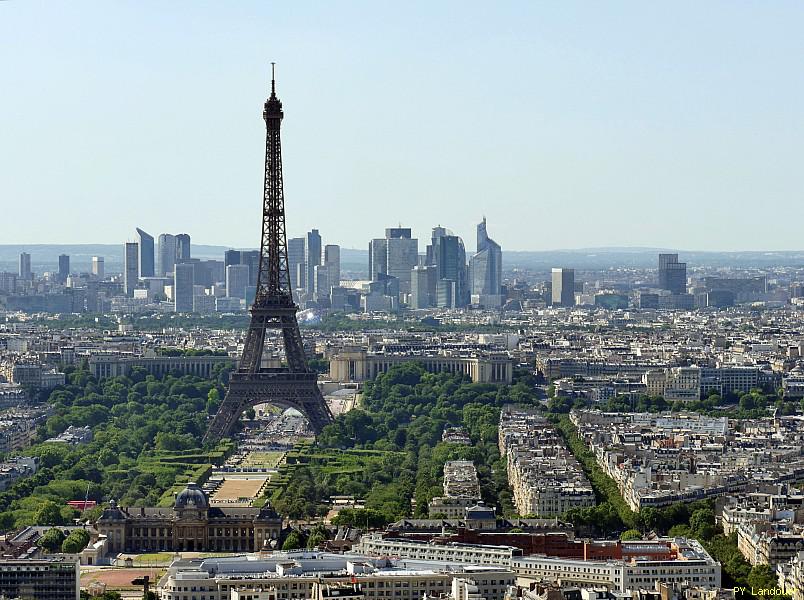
{"left": 97, "top": 483, "right": 282, "bottom": 553}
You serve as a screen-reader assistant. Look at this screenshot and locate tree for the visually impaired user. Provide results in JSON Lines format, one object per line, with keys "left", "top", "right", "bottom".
{"left": 620, "top": 529, "right": 642, "bottom": 541}
{"left": 282, "top": 530, "right": 306, "bottom": 550}
{"left": 37, "top": 527, "right": 66, "bottom": 552}
{"left": 206, "top": 388, "right": 221, "bottom": 414}
{"left": 35, "top": 501, "right": 64, "bottom": 526}
{"left": 306, "top": 524, "right": 329, "bottom": 549}
{"left": 689, "top": 508, "right": 716, "bottom": 540}
{"left": 154, "top": 431, "right": 195, "bottom": 451}
{"left": 62, "top": 528, "right": 91, "bottom": 553}
{"left": 331, "top": 508, "right": 389, "bottom": 529}
{"left": 32, "top": 445, "right": 69, "bottom": 469}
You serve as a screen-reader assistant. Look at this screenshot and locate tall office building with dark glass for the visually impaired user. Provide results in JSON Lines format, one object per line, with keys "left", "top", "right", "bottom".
{"left": 305, "top": 229, "right": 322, "bottom": 292}
{"left": 135, "top": 227, "right": 155, "bottom": 277}
{"left": 551, "top": 268, "right": 575, "bottom": 307}
{"left": 174, "top": 263, "right": 195, "bottom": 312}
{"left": 370, "top": 228, "right": 418, "bottom": 295}
{"left": 385, "top": 228, "right": 417, "bottom": 295}
{"left": 18, "top": 252, "right": 31, "bottom": 280}
{"left": 158, "top": 233, "right": 177, "bottom": 277}
{"left": 427, "top": 228, "right": 468, "bottom": 307}
{"left": 57, "top": 254, "right": 70, "bottom": 283}
{"left": 469, "top": 217, "right": 503, "bottom": 307}
{"left": 288, "top": 237, "right": 306, "bottom": 291}
{"left": 123, "top": 242, "right": 139, "bottom": 296}
{"left": 324, "top": 244, "right": 341, "bottom": 289}
{"left": 176, "top": 233, "right": 191, "bottom": 260}
{"left": 658, "top": 253, "right": 687, "bottom": 294}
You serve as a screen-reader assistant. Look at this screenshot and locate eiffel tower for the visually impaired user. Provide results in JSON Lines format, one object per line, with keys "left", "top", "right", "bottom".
{"left": 203, "top": 67, "right": 334, "bottom": 443}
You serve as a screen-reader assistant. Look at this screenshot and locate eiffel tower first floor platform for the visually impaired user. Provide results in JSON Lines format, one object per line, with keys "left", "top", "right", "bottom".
{"left": 202, "top": 370, "right": 334, "bottom": 444}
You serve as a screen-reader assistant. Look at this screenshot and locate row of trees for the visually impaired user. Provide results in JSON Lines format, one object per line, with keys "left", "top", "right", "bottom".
{"left": 37, "top": 527, "right": 90, "bottom": 554}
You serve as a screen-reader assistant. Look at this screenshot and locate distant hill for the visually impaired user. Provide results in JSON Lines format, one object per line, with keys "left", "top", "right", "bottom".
{"left": 502, "top": 248, "right": 804, "bottom": 270}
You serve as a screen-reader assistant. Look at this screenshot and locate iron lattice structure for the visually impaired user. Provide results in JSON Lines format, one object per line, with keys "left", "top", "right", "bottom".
{"left": 203, "top": 73, "right": 334, "bottom": 443}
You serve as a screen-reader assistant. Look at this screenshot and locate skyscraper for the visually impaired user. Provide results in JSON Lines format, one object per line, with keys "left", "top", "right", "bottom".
{"left": 428, "top": 228, "right": 468, "bottom": 307}
{"left": 18, "top": 253, "right": 31, "bottom": 280}
{"left": 410, "top": 265, "right": 437, "bottom": 309}
{"left": 123, "top": 243, "right": 139, "bottom": 296}
{"left": 224, "top": 250, "right": 242, "bottom": 268}
{"left": 368, "top": 238, "right": 388, "bottom": 281}
{"left": 240, "top": 250, "right": 261, "bottom": 287}
{"left": 176, "top": 233, "right": 191, "bottom": 261}
{"left": 369, "top": 228, "right": 417, "bottom": 296}
{"left": 436, "top": 278, "right": 457, "bottom": 308}
{"left": 288, "top": 237, "right": 306, "bottom": 291}
{"left": 385, "top": 228, "right": 418, "bottom": 295}
{"left": 58, "top": 254, "right": 70, "bottom": 283}
{"left": 92, "top": 256, "right": 104, "bottom": 279}
{"left": 469, "top": 217, "right": 503, "bottom": 307}
{"left": 658, "top": 253, "right": 687, "bottom": 294}
{"left": 135, "top": 228, "right": 155, "bottom": 277}
{"left": 225, "top": 264, "right": 250, "bottom": 299}
{"left": 158, "top": 234, "right": 177, "bottom": 277}
{"left": 305, "top": 229, "right": 322, "bottom": 292}
{"left": 324, "top": 244, "right": 340, "bottom": 289}
{"left": 551, "top": 268, "right": 575, "bottom": 307}
{"left": 174, "top": 263, "right": 195, "bottom": 312}
{"left": 425, "top": 226, "right": 447, "bottom": 265}
{"left": 313, "top": 264, "right": 329, "bottom": 302}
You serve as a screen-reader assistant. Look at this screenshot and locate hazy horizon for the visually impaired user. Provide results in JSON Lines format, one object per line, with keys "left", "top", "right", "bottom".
{"left": 3, "top": 2, "right": 803, "bottom": 250}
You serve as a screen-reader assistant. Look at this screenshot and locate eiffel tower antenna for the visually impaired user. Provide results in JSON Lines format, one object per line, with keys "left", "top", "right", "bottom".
{"left": 204, "top": 70, "right": 333, "bottom": 443}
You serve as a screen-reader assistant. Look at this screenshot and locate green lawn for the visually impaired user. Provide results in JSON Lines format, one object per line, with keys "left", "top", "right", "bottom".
{"left": 132, "top": 552, "right": 174, "bottom": 566}
{"left": 241, "top": 451, "right": 285, "bottom": 469}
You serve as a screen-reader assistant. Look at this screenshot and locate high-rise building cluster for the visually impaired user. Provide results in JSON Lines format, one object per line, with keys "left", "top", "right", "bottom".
{"left": 123, "top": 229, "right": 222, "bottom": 311}
{"left": 0, "top": 217, "right": 508, "bottom": 314}
{"left": 112, "top": 219, "right": 503, "bottom": 314}
{"left": 364, "top": 218, "right": 504, "bottom": 311}
{"left": 283, "top": 229, "right": 342, "bottom": 310}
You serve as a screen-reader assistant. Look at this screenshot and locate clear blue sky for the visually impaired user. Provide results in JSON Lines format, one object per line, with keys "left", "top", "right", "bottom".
{"left": 2, "top": 1, "right": 803, "bottom": 251}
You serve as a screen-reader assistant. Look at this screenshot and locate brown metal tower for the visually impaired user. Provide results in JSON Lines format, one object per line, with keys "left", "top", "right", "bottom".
{"left": 203, "top": 68, "right": 333, "bottom": 443}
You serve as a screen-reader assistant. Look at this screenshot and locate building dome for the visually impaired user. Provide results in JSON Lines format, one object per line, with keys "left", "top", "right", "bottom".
{"left": 175, "top": 482, "right": 208, "bottom": 510}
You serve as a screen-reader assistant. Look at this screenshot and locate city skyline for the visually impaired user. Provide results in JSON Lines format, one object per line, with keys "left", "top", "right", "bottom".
{"left": 3, "top": 2, "right": 804, "bottom": 250}
{"left": 3, "top": 4, "right": 804, "bottom": 595}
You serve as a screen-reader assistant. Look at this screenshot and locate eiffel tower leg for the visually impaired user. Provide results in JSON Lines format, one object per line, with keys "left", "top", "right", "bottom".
{"left": 203, "top": 389, "right": 246, "bottom": 444}
{"left": 294, "top": 381, "right": 334, "bottom": 434}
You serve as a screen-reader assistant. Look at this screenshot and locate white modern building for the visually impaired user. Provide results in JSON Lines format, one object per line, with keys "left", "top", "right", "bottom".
{"left": 158, "top": 552, "right": 515, "bottom": 600}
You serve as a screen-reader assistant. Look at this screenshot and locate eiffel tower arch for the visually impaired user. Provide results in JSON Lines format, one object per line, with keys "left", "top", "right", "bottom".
{"left": 203, "top": 68, "right": 333, "bottom": 444}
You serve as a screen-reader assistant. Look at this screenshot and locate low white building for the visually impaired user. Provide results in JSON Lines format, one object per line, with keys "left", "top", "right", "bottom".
{"left": 354, "top": 535, "right": 520, "bottom": 566}
{"left": 158, "top": 552, "right": 515, "bottom": 600}
{"left": 512, "top": 539, "right": 720, "bottom": 593}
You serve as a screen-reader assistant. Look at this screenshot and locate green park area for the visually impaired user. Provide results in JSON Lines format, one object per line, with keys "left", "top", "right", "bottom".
{"left": 0, "top": 363, "right": 235, "bottom": 530}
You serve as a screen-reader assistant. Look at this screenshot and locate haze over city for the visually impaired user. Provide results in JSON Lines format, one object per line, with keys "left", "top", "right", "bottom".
{"left": 3, "top": 1, "right": 804, "bottom": 250}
